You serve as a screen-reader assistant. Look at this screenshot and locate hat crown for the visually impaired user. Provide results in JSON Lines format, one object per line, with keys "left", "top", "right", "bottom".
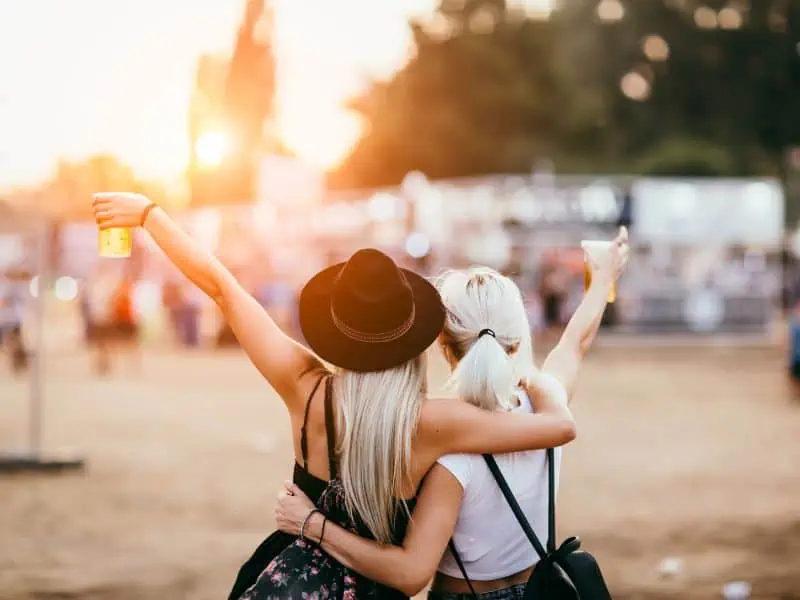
{"left": 332, "top": 249, "right": 414, "bottom": 336}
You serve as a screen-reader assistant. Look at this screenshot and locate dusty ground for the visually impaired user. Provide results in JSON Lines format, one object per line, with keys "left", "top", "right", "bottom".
{"left": 1, "top": 342, "right": 800, "bottom": 599}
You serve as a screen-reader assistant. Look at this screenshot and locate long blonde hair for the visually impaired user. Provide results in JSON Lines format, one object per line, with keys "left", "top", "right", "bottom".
{"left": 437, "top": 267, "right": 535, "bottom": 411}
{"left": 334, "top": 355, "right": 425, "bottom": 543}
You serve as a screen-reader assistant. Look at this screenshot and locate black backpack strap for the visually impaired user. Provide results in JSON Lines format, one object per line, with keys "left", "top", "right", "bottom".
{"left": 323, "top": 377, "right": 338, "bottom": 479}
{"left": 447, "top": 540, "right": 479, "bottom": 600}
{"left": 482, "top": 453, "right": 549, "bottom": 560}
{"left": 547, "top": 448, "right": 556, "bottom": 554}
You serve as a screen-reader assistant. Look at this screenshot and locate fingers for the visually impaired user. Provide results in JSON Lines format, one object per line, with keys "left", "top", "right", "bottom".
{"left": 95, "top": 214, "right": 119, "bottom": 230}
{"left": 96, "top": 218, "right": 119, "bottom": 230}
{"left": 283, "top": 480, "right": 294, "bottom": 494}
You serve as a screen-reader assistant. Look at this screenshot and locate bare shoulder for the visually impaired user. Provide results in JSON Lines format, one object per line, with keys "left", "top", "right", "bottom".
{"left": 283, "top": 359, "right": 330, "bottom": 417}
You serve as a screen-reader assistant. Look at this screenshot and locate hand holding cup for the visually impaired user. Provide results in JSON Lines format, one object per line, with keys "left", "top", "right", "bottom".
{"left": 581, "top": 226, "right": 629, "bottom": 302}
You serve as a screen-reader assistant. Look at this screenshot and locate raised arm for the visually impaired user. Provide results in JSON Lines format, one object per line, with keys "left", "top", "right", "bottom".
{"left": 276, "top": 464, "right": 462, "bottom": 596}
{"left": 541, "top": 227, "right": 629, "bottom": 400}
{"left": 92, "top": 193, "right": 320, "bottom": 404}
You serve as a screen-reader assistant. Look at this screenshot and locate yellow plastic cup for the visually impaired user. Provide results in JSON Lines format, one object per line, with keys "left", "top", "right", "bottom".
{"left": 98, "top": 227, "right": 132, "bottom": 259}
{"left": 581, "top": 240, "right": 616, "bottom": 303}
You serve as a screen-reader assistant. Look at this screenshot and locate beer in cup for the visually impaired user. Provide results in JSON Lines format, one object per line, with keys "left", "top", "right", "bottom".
{"left": 98, "top": 227, "right": 132, "bottom": 259}
{"left": 581, "top": 240, "right": 616, "bottom": 303}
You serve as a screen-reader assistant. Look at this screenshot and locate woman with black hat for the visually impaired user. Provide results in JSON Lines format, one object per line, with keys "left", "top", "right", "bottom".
{"left": 272, "top": 230, "right": 628, "bottom": 600}
{"left": 93, "top": 193, "right": 577, "bottom": 599}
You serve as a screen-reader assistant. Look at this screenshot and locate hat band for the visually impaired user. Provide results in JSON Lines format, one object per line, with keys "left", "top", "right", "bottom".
{"left": 330, "top": 304, "right": 416, "bottom": 343}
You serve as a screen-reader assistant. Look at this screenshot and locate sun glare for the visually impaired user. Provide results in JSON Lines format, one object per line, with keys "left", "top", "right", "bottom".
{"left": 195, "top": 131, "right": 230, "bottom": 168}
{"left": 278, "top": 108, "right": 363, "bottom": 170}
{"left": 0, "top": 0, "right": 437, "bottom": 189}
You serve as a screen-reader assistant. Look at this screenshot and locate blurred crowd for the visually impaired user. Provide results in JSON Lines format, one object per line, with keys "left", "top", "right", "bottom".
{"left": 1, "top": 253, "right": 599, "bottom": 377}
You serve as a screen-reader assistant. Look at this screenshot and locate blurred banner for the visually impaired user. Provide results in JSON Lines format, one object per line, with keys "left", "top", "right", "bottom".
{"left": 631, "top": 179, "right": 784, "bottom": 247}
{"left": 41, "top": 175, "right": 783, "bottom": 337}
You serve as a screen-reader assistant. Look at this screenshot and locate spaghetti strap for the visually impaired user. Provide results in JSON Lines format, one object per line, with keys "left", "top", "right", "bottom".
{"left": 300, "top": 371, "right": 328, "bottom": 468}
{"left": 324, "top": 377, "right": 338, "bottom": 479}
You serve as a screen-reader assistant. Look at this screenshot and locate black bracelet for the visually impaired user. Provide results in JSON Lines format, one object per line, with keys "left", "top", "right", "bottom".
{"left": 140, "top": 202, "right": 157, "bottom": 227}
{"left": 319, "top": 515, "right": 328, "bottom": 546}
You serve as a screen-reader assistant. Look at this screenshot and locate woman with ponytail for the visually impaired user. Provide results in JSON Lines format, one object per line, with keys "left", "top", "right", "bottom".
{"left": 274, "top": 228, "right": 629, "bottom": 600}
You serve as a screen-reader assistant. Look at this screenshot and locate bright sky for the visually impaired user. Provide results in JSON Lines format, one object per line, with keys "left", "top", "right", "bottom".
{"left": 0, "top": 0, "right": 439, "bottom": 190}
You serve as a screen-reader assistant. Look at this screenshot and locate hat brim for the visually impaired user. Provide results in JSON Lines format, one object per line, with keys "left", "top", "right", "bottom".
{"left": 299, "top": 263, "right": 445, "bottom": 372}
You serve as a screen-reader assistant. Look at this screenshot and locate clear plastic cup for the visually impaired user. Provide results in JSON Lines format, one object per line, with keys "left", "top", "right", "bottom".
{"left": 581, "top": 240, "right": 616, "bottom": 303}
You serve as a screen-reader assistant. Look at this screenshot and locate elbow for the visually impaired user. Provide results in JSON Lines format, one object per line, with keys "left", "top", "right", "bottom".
{"left": 398, "top": 576, "right": 430, "bottom": 597}
{"left": 212, "top": 290, "right": 226, "bottom": 310}
{"left": 556, "top": 417, "right": 577, "bottom": 446}
{"left": 397, "top": 568, "right": 433, "bottom": 597}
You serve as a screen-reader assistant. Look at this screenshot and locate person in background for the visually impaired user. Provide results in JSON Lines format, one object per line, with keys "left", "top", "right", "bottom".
{"left": 178, "top": 279, "right": 203, "bottom": 348}
{"left": 0, "top": 270, "right": 29, "bottom": 373}
{"left": 83, "top": 265, "right": 140, "bottom": 375}
{"left": 83, "top": 265, "right": 116, "bottom": 375}
{"left": 537, "top": 256, "right": 569, "bottom": 350}
{"left": 110, "top": 270, "right": 141, "bottom": 368}
{"left": 163, "top": 277, "right": 202, "bottom": 348}
{"left": 162, "top": 277, "right": 183, "bottom": 345}
{"left": 789, "top": 301, "right": 800, "bottom": 388}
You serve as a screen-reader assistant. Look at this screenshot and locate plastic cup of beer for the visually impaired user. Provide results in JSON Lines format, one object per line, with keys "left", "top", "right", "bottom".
{"left": 581, "top": 240, "right": 616, "bottom": 303}
{"left": 98, "top": 227, "right": 132, "bottom": 259}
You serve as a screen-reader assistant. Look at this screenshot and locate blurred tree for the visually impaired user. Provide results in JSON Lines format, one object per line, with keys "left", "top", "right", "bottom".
{"left": 223, "top": 0, "right": 276, "bottom": 202}
{"left": 334, "top": 0, "right": 798, "bottom": 188}
{"left": 189, "top": 0, "right": 276, "bottom": 206}
{"left": 331, "top": 0, "right": 598, "bottom": 188}
{"left": 560, "top": 0, "right": 800, "bottom": 173}
{"left": 634, "top": 136, "right": 738, "bottom": 177}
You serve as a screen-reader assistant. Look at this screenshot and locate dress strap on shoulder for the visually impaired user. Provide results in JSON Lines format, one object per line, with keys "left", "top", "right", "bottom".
{"left": 324, "top": 376, "right": 338, "bottom": 479}
{"left": 300, "top": 371, "right": 329, "bottom": 468}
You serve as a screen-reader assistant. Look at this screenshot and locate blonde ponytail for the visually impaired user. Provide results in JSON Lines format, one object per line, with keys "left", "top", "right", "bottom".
{"left": 449, "top": 332, "right": 516, "bottom": 411}
{"left": 438, "top": 267, "right": 535, "bottom": 411}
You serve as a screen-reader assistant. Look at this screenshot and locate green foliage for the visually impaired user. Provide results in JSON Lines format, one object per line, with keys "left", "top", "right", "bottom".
{"left": 332, "top": 0, "right": 800, "bottom": 188}
{"left": 635, "top": 137, "right": 737, "bottom": 177}
{"left": 332, "top": 2, "right": 587, "bottom": 188}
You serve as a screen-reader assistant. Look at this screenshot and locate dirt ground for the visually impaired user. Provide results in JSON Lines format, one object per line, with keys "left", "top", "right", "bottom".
{"left": 2, "top": 342, "right": 800, "bottom": 599}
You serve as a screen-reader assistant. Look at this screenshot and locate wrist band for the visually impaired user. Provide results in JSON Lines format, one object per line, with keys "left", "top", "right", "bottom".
{"left": 319, "top": 515, "right": 328, "bottom": 546}
{"left": 140, "top": 202, "right": 157, "bottom": 227}
{"left": 299, "top": 508, "right": 320, "bottom": 541}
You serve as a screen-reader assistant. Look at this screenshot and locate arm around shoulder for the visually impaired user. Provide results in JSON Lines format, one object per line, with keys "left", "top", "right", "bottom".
{"left": 419, "top": 397, "right": 575, "bottom": 459}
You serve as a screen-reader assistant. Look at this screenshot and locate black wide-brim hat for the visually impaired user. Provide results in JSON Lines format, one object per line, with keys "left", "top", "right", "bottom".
{"left": 299, "top": 248, "right": 445, "bottom": 372}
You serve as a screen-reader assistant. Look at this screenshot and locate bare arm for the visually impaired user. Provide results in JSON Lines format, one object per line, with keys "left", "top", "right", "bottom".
{"left": 420, "top": 394, "right": 575, "bottom": 458}
{"left": 93, "top": 194, "right": 320, "bottom": 403}
{"left": 277, "top": 465, "right": 462, "bottom": 596}
{"left": 540, "top": 274, "right": 613, "bottom": 400}
{"left": 542, "top": 227, "right": 629, "bottom": 400}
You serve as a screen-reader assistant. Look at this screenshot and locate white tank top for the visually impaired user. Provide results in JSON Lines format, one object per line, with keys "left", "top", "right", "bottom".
{"left": 436, "top": 374, "right": 566, "bottom": 581}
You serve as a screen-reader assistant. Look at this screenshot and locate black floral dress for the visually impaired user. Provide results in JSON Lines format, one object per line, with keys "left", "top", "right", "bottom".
{"left": 229, "top": 374, "right": 415, "bottom": 600}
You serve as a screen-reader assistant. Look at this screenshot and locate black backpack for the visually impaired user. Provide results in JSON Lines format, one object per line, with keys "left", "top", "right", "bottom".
{"left": 448, "top": 449, "right": 612, "bottom": 600}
